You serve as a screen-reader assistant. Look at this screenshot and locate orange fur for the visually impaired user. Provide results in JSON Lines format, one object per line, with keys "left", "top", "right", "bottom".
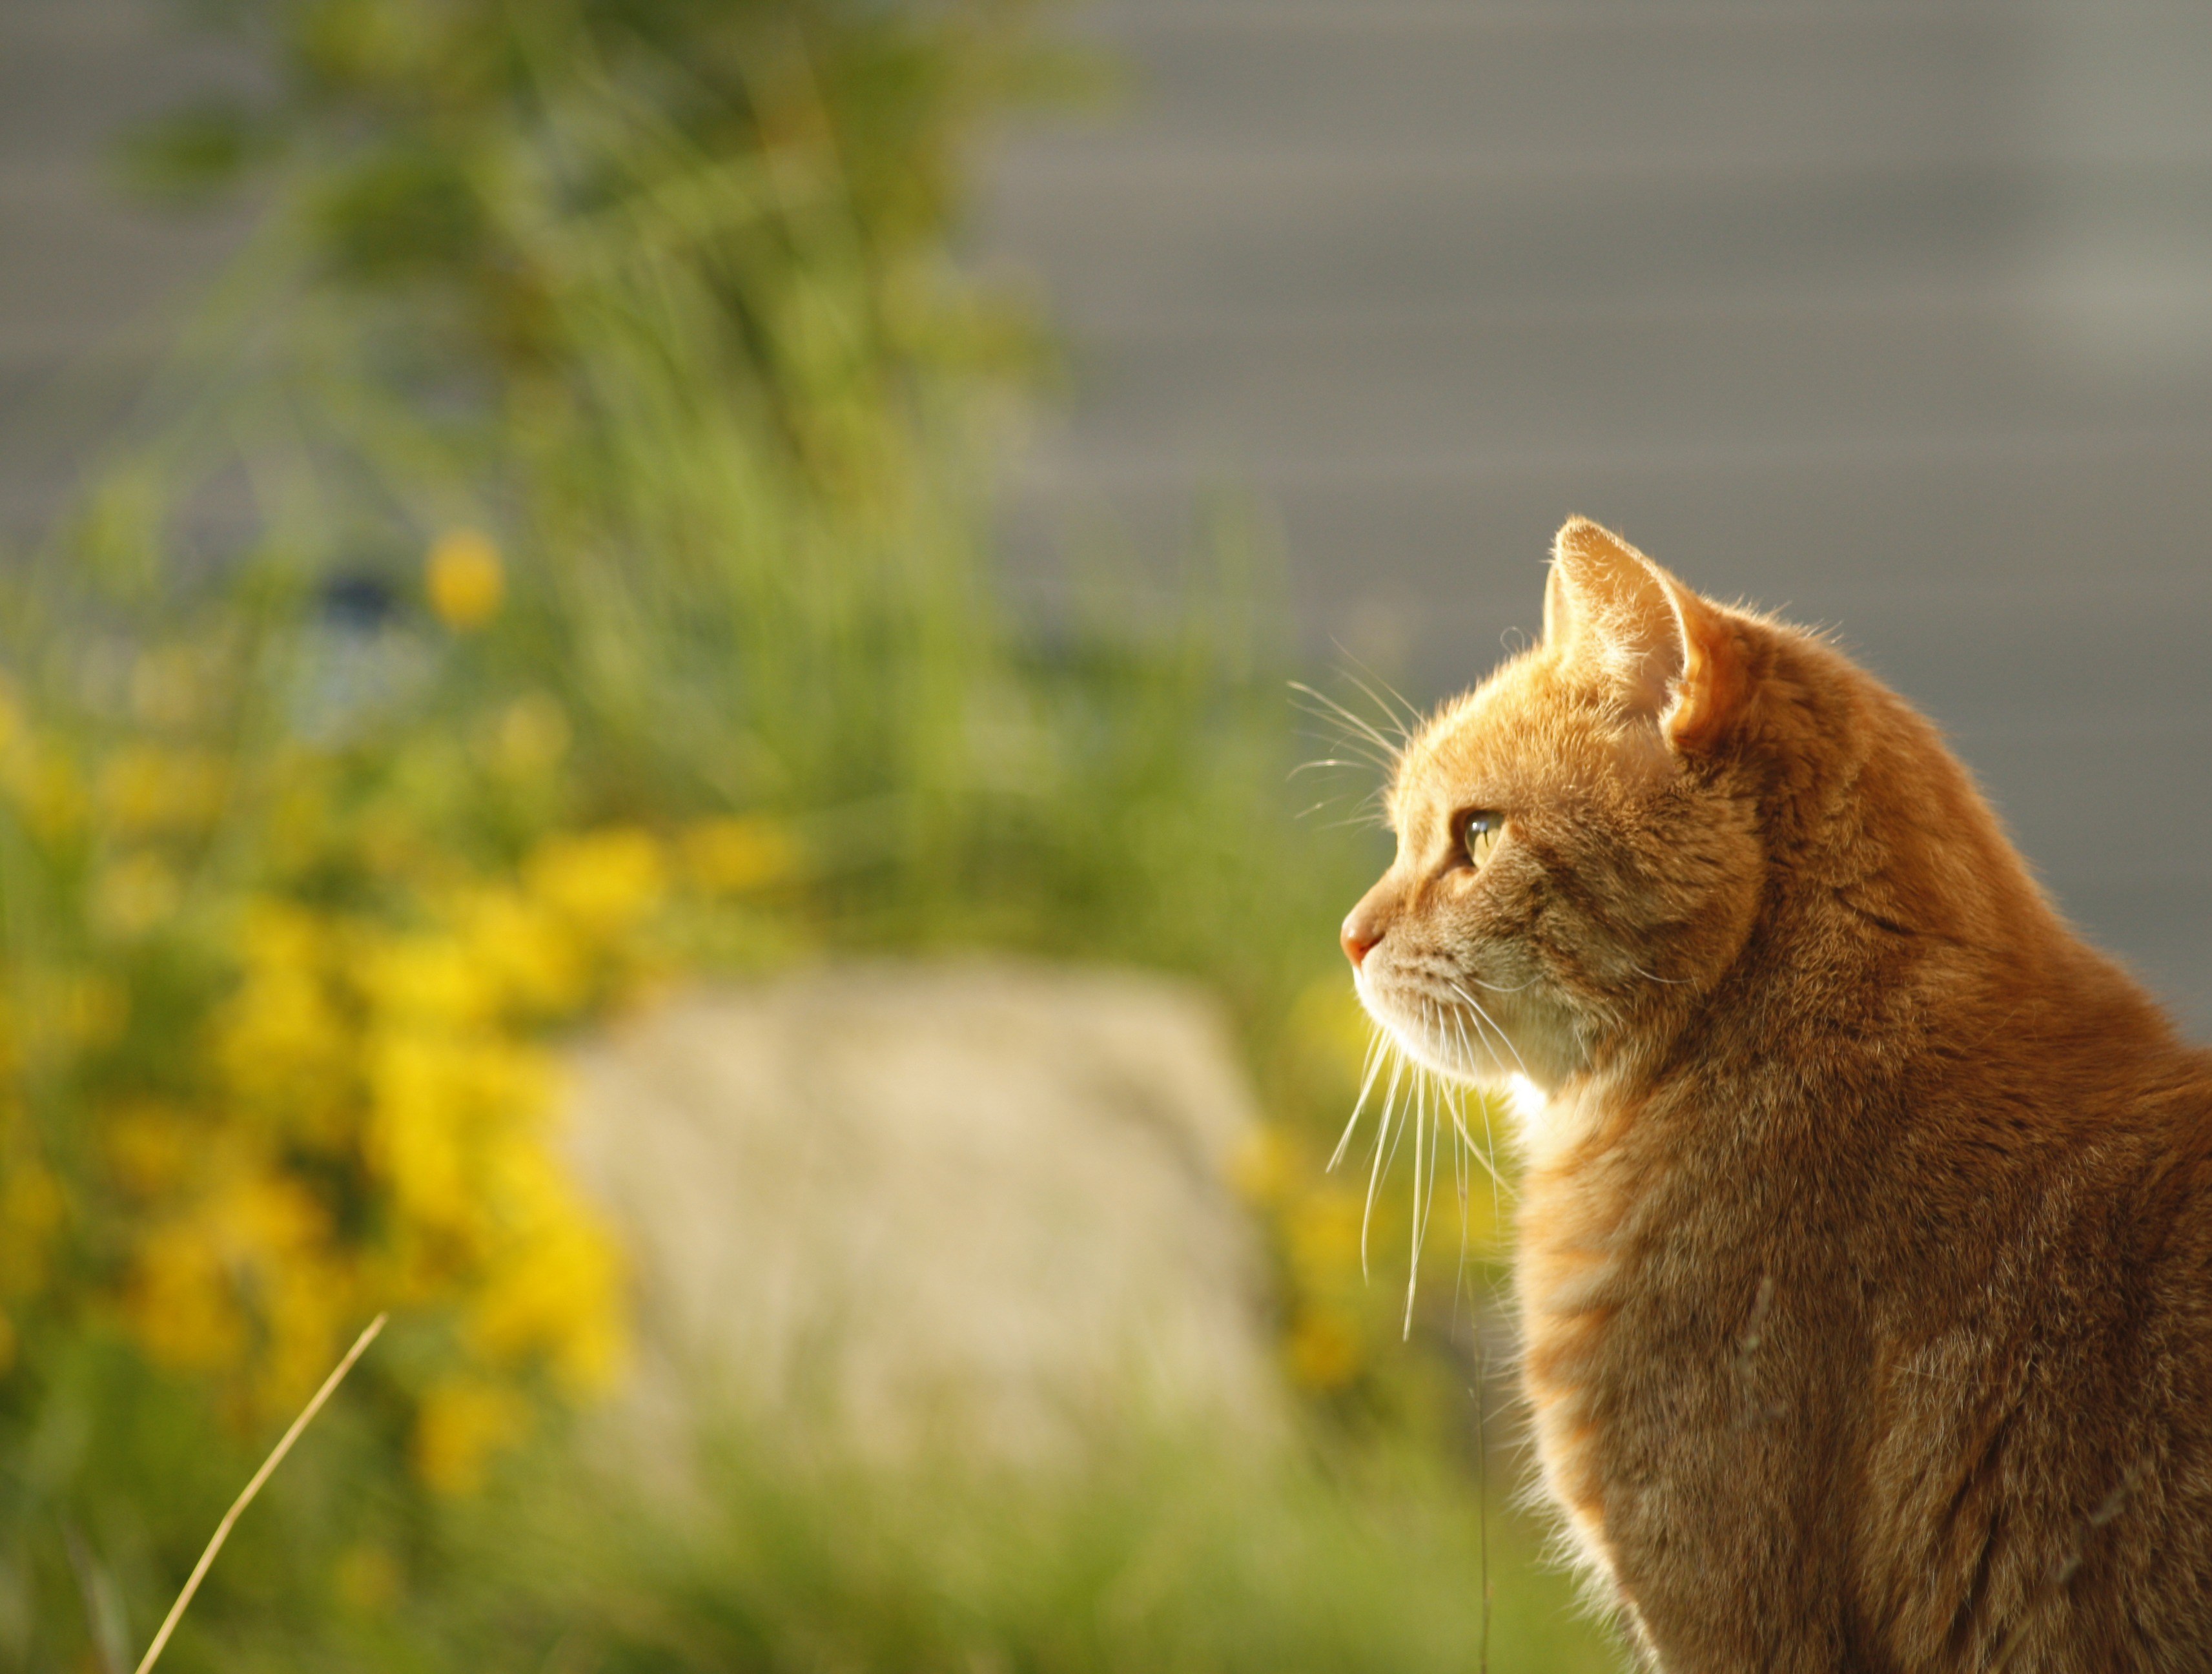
{"left": 1342, "top": 517, "right": 2212, "bottom": 1669}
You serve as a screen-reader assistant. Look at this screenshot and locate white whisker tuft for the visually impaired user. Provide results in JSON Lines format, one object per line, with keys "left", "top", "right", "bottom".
{"left": 1331, "top": 995, "right": 1515, "bottom": 1328}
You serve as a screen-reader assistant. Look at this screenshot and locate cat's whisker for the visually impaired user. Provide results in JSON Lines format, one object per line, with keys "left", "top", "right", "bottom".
{"left": 1457, "top": 971, "right": 1539, "bottom": 995}
{"left": 1360, "top": 1049, "right": 1409, "bottom": 1280}
{"left": 1335, "top": 665, "right": 1421, "bottom": 748}
{"left": 1336, "top": 654, "right": 1427, "bottom": 744}
{"left": 1437, "top": 1011, "right": 1510, "bottom": 1197}
{"left": 1418, "top": 1066, "right": 1441, "bottom": 1257}
{"left": 1287, "top": 722, "right": 1398, "bottom": 778}
{"left": 1316, "top": 787, "right": 1389, "bottom": 821}
{"left": 1309, "top": 660, "right": 1420, "bottom": 743}
{"left": 1369, "top": 1000, "right": 1513, "bottom": 1333}
{"left": 1287, "top": 705, "right": 1400, "bottom": 773}
{"left": 1449, "top": 1008, "right": 1477, "bottom": 1077}
{"left": 1438, "top": 1036, "right": 1510, "bottom": 1204}
{"left": 1405, "top": 1073, "right": 1427, "bottom": 1336}
{"left": 1293, "top": 739, "right": 1398, "bottom": 784}
{"left": 1288, "top": 681, "right": 1406, "bottom": 767}
{"left": 1382, "top": 1017, "right": 1426, "bottom": 1181}
{"left": 1450, "top": 995, "right": 1501, "bottom": 1071}
{"left": 1295, "top": 789, "right": 1386, "bottom": 825}
{"left": 1416, "top": 1069, "right": 1453, "bottom": 1334}
{"left": 1440, "top": 981, "right": 1514, "bottom": 1079}
{"left": 1329, "top": 1020, "right": 1391, "bottom": 1171}
{"left": 1318, "top": 807, "right": 1394, "bottom": 832}
{"left": 1449, "top": 980, "right": 1531, "bottom": 1079}
{"left": 1322, "top": 641, "right": 1428, "bottom": 741}
{"left": 1449, "top": 1084, "right": 1480, "bottom": 1324}
{"left": 1477, "top": 1084, "right": 1504, "bottom": 1225}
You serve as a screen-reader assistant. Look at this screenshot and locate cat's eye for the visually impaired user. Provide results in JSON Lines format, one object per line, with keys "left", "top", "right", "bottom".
{"left": 1459, "top": 811, "right": 1504, "bottom": 870}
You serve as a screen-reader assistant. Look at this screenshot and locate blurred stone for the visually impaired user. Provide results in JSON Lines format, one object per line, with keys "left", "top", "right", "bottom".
{"left": 562, "top": 960, "right": 1285, "bottom": 1463}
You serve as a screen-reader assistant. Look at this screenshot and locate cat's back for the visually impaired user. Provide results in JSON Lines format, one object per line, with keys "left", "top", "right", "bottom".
{"left": 1852, "top": 1013, "right": 2212, "bottom": 1666}
{"left": 1726, "top": 639, "right": 2212, "bottom": 1666}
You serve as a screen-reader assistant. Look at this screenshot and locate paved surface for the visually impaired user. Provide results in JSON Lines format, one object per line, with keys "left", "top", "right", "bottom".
{"left": 978, "top": 0, "right": 2212, "bottom": 1031}
{"left": 5, "top": 0, "right": 2209, "bottom": 1029}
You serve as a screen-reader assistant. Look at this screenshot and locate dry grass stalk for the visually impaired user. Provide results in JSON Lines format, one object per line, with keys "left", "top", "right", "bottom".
{"left": 132, "top": 1312, "right": 387, "bottom": 1674}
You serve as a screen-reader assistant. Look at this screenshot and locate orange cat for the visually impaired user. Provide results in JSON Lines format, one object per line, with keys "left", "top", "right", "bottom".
{"left": 1340, "top": 518, "right": 2212, "bottom": 1670}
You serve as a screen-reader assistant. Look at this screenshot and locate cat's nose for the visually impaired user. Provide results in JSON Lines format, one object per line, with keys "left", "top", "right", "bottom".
{"left": 1340, "top": 905, "right": 1384, "bottom": 968}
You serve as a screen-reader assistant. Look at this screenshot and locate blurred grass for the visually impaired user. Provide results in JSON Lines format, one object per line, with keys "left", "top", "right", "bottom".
{"left": 0, "top": 1, "right": 1621, "bottom": 1669}
{"left": 179, "top": 1416, "right": 1616, "bottom": 1674}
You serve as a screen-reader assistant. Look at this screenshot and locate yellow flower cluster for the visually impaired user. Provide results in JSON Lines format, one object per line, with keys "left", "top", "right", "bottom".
{"left": 2, "top": 672, "right": 804, "bottom": 1491}
{"left": 125, "top": 814, "right": 791, "bottom": 1480}
{"left": 109, "top": 854, "right": 646, "bottom": 1476}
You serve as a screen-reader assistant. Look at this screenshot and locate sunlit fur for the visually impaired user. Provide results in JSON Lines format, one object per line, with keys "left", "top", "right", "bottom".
{"left": 1342, "top": 517, "right": 2212, "bottom": 1669}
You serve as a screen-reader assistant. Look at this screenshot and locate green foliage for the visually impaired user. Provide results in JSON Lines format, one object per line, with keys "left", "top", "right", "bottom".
{"left": 79, "top": 0, "right": 1042, "bottom": 814}
{"left": 170, "top": 1420, "right": 1616, "bottom": 1674}
{"left": 0, "top": 0, "right": 1607, "bottom": 1669}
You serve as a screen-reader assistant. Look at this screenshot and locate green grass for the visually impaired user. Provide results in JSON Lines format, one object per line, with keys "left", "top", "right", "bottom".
{"left": 175, "top": 1417, "right": 1623, "bottom": 1674}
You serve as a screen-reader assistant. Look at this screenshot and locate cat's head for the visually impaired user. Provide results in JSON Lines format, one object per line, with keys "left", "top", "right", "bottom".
{"left": 1342, "top": 517, "right": 1774, "bottom": 1095}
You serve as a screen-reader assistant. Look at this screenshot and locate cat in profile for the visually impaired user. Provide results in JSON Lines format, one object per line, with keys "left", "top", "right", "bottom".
{"left": 1339, "top": 517, "right": 2212, "bottom": 1671}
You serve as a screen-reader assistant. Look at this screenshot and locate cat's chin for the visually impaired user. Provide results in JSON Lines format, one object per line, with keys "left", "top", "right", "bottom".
{"left": 1355, "top": 980, "right": 1528, "bottom": 1092}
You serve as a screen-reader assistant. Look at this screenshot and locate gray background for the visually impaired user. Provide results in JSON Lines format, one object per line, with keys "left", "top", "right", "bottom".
{"left": 977, "top": 1, "right": 2212, "bottom": 1032}
{"left": 5, "top": 0, "right": 2210, "bottom": 1028}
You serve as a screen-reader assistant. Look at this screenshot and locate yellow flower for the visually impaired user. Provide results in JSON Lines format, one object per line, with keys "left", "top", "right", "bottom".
{"left": 363, "top": 1035, "right": 481, "bottom": 1230}
{"left": 127, "top": 1219, "right": 247, "bottom": 1372}
{"left": 424, "top": 528, "right": 505, "bottom": 630}
{"left": 413, "top": 1377, "right": 529, "bottom": 1494}
{"left": 92, "top": 851, "right": 183, "bottom": 940}
{"left": 524, "top": 827, "right": 666, "bottom": 940}
{"left": 365, "top": 1028, "right": 553, "bottom": 1234}
{"left": 103, "top": 1102, "right": 198, "bottom": 1197}
{"left": 358, "top": 932, "right": 502, "bottom": 1029}
{"left": 122, "top": 1166, "right": 351, "bottom": 1407}
{"left": 213, "top": 909, "right": 352, "bottom": 1113}
{"left": 1227, "top": 1122, "right": 1292, "bottom": 1205}
{"left": 452, "top": 887, "right": 588, "bottom": 1017}
{"left": 679, "top": 815, "right": 799, "bottom": 895}
{"left": 255, "top": 1249, "right": 355, "bottom": 1410}
{"left": 97, "top": 744, "right": 227, "bottom": 834}
{"left": 240, "top": 899, "right": 329, "bottom": 973}
{"left": 466, "top": 1150, "right": 626, "bottom": 1394}
{"left": 1284, "top": 1186, "right": 1366, "bottom": 1285}
{"left": 1286, "top": 1309, "right": 1362, "bottom": 1391}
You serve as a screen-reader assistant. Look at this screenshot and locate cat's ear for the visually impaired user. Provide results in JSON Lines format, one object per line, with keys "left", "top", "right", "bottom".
{"left": 1544, "top": 516, "right": 1745, "bottom": 752}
